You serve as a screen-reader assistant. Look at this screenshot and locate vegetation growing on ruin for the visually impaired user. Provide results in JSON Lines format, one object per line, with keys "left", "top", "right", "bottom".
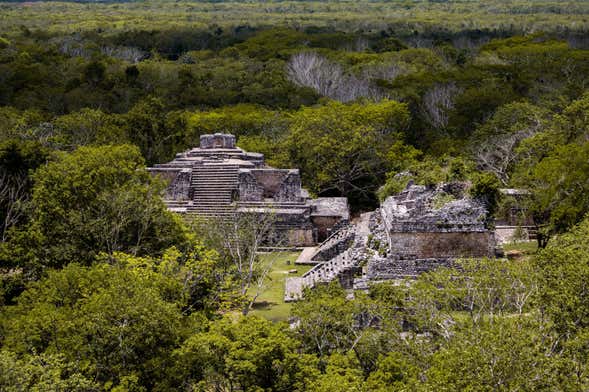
{"left": 1, "top": 0, "right": 589, "bottom": 390}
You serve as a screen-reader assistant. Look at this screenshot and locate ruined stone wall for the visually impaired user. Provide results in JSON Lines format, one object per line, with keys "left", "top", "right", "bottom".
{"left": 250, "top": 170, "right": 287, "bottom": 196}
{"left": 239, "top": 169, "right": 302, "bottom": 201}
{"left": 200, "top": 133, "right": 236, "bottom": 149}
{"left": 311, "top": 216, "right": 341, "bottom": 242}
{"left": 286, "top": 228, "right": 315, "bottom": 247}
{"left": 388, "top": 231, "right": 495, "bottom": 259}
{"left": 367, "top": 257, "right": 453, "bottom": 280}
{"left": 275, "top": 172, "right": 302, "bottom": 202}
{"left": 149, "top": 168, "right": 191, "bottom": 200}
{"left": 238, "top": 171, "right": 264, "bottom": 201}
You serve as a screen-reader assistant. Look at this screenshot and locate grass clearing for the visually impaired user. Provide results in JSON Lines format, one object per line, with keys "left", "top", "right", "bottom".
{"left": 503, "top": 241, "right": 538, "bottom": 255}
{"left": 248, "top": 251, "right": 311, "bottom": 322}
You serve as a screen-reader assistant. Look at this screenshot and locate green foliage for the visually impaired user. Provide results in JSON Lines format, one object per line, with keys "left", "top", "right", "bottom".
{"left": 124, "top": 97, "right": 187, "bottom": 165}
{"left": 536, "top": 217, "right": 589, "bottom": 334}
{"left": 23, "top": 145, "right": 185, "bottom": 269}
{"left": 425, "top": 318, "right": 556, "bottom": 391}
{"left": 469, "top": 172, "right": 501, "bottom": 218}
{"left": 188, "top": 104, "right": 281, "bottom": 135}
{"left": 53, "top": 108, "right": 127, "bottom": 148}
{"left": 2, "top": 3, "right": 589, "bottom": 390}
{"left": 0, "top": 351, "right": 98, "bottom": 391}
{"left": 172, "top": 315, "right": 317, "bottom": 392}
{"left": 527, "top": 142, "right": 589, "bottom": 236}
{"left": 2, "top": 262, "right": 184, "bottom": 388}
{"left": 379, "top": 154, "right": 475, "bottom": 200}
{"left": 431, "top": 192, "right": 456, "bottom": 210}
{"left": 286, "top": 100, "right": 409, "bottom": 206}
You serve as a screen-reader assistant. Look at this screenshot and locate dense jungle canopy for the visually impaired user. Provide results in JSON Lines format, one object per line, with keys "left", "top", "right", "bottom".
{"left": 0, "top": 1, "right": 589, "bottom": 390}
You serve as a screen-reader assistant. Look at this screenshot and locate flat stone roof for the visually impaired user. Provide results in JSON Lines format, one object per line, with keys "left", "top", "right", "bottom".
{"left": 310, "top": 197, "right": 350, "bottom": 220}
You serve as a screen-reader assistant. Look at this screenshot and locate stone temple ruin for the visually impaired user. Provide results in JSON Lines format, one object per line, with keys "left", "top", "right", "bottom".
{"left": 285, "top": 182, "right": 497, "bottom": 301}
{"left": 148, "top": 133, "right": 349, "bottom": 246}
{"left": 148, "top": 133, "right": 501, "bottom": 301}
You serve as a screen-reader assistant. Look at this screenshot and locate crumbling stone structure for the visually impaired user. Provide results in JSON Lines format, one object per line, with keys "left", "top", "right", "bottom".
{"left": 285, "top": 182, "right": 497, "bottom": 301}
{"left": 368, "top": 182, "right": 495, "bottom": 280}
{"left": 148, "top": 133, "right": 349, "bottom": 247}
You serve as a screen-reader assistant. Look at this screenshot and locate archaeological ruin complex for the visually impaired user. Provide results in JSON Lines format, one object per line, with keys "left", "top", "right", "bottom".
{"left": 148, "top": 133, "right": 349, "bottom": 246}
{"left": 149, "top": 133, "right": 509, "bottom": 301}
{"left": 285, "top": 182, "right": 498, "bottom": 301}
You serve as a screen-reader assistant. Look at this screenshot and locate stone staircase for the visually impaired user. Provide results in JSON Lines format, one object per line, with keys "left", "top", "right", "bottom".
{"left": 303, "top": 223, "right": 354, "bottom": 263}
{"left": 285, "top": 248, "right": 362, "bottom": 302}
{"left": 285, "top": 214, "right": 372, "bottom": 302}
{"left": 188, "top": 163, "right": 239, "bottom": 218}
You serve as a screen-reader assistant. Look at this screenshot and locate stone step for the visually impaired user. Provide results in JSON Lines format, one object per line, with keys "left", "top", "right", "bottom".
{"left": 192, "top": 180, "right": 237, "bottom": 184}
{"left": 194, "top": 189, "right": 235, "bottom": 193}
{"left": 194, "top": 169, "right": 239, "bottom": 173}
{"left": 189, "top": 207, "right": 234, "bottom": 212}
{"left": 194, "top": 190, "right": 234, "bottom": 194}
{"left": 192, "top": 178, "right": 238, "bottom": 182}
{"left": 237, "top": 202, "right": 306, "bottom": 208}
{"left": 194, "top": 185, "right": 235, "bottom": 189}
{"left": 195, "top": 194, "right": 234, "bottom": 198}
{"left": 193, "top": 172, "right": 238, "bottom": 176}
{"left": 194, "top": 201, "right": 232, "bottom": 205}
{"left": 194, "top": 196, "right": 232, "bottom": 201}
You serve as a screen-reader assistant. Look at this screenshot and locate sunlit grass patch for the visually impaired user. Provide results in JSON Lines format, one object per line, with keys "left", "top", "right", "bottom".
{"left": 248, "top": 251, "right": 312, "bottom": 322}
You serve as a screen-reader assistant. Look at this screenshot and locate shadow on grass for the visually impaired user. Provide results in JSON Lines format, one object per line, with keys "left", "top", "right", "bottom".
{"left": 251, "top": 300, "right": 278, "bottom": 310}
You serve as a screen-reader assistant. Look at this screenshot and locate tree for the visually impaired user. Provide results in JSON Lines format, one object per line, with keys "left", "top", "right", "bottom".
{"left": 24, "top": 145, "right": 185, "bottom": 269}
{"left": 124, "top": 97, "right": 186, "bottom": 165}
{"left": 186, "top": 104, "right": 287, "bottom": 140}
{"left": 291, "top": 283, "right": 392, "bottom": 362}
{"left": 190, "top": 209, "right": 282, "bottom": 314}
{"left": 287, "top": 52, "right": 388, "bottom": 103}
{"left": 1, "top": 260, "right": 192, "bottom": 389}
{"left": 378, "top": 153, "right": 475, "bottom": 200}
{"left": 469, "top": 172, "right": 501, "bottom": 219}
{"left": 53, "top": 108, "right": 127, "bottom": 148}
{"left": 0, "top": 140, "right": 49, "bottom": 243}
{"left": 0, "top": 351, "right": 98, "bottom": 391}
{"left": 420, "top": 82, "right": 462, "bottom": 130}
{"left": 526, "top": 142, "right": 589, "bottom": 238}
{"left": 286, "top": 100, "right": 409, "bottom": 207}
{"left": 425, "top": 318, "right": 557, "bottom": 391}
{"left": 472, "top": 102, "right": 547, "bottom": 185}
{"left": 536, "top": 217, "right": 589, "bottom": 334}
{"left": 172, "top": 315, "right": 315, "bottom": 392}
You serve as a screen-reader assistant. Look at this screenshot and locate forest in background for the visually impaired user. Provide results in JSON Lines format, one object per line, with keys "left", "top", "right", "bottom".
{"left": 1, "top": 1, "right": 589, "bottom": 390}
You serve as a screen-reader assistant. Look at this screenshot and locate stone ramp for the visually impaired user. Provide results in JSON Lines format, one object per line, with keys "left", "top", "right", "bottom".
{"left": 295, "top": 247, "right": 318, "bottom": 265}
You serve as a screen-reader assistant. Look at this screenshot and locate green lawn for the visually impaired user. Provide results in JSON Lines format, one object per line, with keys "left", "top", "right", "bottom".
{"left": 248, "top": 251, "right": 312, "bottom": 322}
{"left": 503, "top": 241, "right": 538, "bottom": 255}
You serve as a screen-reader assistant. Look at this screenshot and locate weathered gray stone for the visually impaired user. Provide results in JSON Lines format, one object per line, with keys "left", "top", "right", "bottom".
{"left": 199, "top": 133, "right": 236, "bottom": 149}
{"left": 286, "top": 182, "right": 498, "bottom": 301}
{"left": 148, "top": 133, "right": 349, "bottom": 247}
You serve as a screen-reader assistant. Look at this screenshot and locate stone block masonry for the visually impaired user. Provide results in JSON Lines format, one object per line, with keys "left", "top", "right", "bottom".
{"left": 286, "top": 182, "right": 498, "bottom": 301}
{"left": 148, "top": 133, "right": 349, "bottom": 247}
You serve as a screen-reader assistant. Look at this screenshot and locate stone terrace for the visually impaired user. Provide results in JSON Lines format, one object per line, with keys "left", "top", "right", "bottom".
{"left": 148, "top": 133, "right": 349, "bottom": 247}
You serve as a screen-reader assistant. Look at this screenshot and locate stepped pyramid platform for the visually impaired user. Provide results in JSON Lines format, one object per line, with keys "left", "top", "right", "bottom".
{"left": 148, "top": 133, "right": 349, "bottom": 247}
